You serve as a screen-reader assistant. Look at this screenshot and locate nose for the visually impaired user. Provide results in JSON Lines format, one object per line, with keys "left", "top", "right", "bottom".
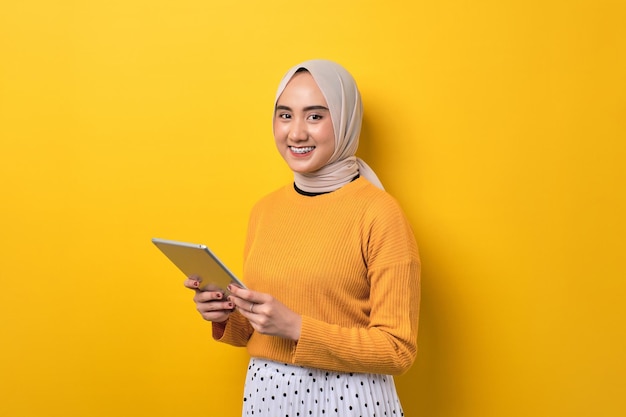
{"left": 288, "top": 117, "right": 308, "bottom": 141}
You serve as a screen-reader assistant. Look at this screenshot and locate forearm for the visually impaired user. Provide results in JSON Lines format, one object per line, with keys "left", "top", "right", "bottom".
{"left": 292, "top": 316, "right": 417, "bottom": 375}
{"left": 294, "top": 258, "right": 420, "bottom": 375}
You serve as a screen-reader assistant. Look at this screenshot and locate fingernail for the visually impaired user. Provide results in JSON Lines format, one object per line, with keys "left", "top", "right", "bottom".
{"left": 192, "top": 281, "right": 199, "bottom": 288}
{"left": 227, "top": 284, "right": 233, "bottom": 291}
{"left": 227, "top": 302, "right": 233, "bottom": 308}
{"left": 216, "top": 292, "right": 222, "bottom": 299}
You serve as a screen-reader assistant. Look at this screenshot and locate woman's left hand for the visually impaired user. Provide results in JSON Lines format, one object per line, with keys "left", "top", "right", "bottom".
{"left": 227, "top": 285, "right": 302, "bottom": 342}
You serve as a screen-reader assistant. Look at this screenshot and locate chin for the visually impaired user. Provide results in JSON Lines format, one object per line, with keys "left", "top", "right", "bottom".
{"left": 285, "top": 161, "right": 314, "bottom": 174}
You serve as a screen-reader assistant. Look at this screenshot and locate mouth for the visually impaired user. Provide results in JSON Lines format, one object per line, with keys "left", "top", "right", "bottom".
{"left": 289, "top": 146, "right": 315, "bottom": 155}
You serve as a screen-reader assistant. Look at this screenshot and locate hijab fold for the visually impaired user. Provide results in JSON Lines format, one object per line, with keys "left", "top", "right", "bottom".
{"left": 274, "top": 60, "right": 384, "bottom": 192}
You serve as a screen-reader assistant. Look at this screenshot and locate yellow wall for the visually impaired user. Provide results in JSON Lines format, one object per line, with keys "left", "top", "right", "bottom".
{"left": 1, "top": 1, "right": 624, "bottom": 416}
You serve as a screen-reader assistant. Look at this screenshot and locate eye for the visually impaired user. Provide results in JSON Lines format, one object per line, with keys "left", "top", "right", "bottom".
{"left": 308, "top": 114, "right": 323, "bottom": 121}
{"left": 278, "top": 113, "right": 292, "bottom": 119}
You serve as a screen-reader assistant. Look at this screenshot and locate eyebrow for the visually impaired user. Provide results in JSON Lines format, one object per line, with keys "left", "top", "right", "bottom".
{"left": 275, "top": 104, "right": 330, "bottom": 112}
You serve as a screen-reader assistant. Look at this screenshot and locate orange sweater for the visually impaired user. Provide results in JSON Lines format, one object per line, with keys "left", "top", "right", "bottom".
{"left": 214, "top": 177, "right": 420, "bottom": 375}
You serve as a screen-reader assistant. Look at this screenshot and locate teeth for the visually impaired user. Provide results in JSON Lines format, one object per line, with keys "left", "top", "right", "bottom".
{"left": 290, "top": 146, "right": 315, "bottom": 154}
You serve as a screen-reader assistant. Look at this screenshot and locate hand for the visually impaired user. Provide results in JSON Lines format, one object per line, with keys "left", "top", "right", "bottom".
{"left": 184, "top": 277, "right": 234, "bottom": 323}
{"left": 227, "top": 284, "right": 302, "bottom": 341}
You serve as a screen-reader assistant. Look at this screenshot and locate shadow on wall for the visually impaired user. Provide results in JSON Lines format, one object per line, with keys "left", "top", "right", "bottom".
{"left": 396, "top": 258, "right": 456, "bottom": 417}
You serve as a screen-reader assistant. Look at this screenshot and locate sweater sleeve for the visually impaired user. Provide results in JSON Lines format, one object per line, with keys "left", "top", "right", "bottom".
{"left": 291, "top": 202, "right": 421, "bottom": 375}
{"left": 212, "top": 310, "right": 254, "bottom": 346}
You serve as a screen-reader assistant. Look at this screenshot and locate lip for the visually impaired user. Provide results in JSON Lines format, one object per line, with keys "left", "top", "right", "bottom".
{"left": 288, "top": 146, "right": 316, "bottom": 157}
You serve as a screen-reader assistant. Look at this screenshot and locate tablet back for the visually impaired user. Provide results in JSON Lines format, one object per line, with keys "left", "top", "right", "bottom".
{"left": 152, "top": 238, "right": 245, "bottom": 293}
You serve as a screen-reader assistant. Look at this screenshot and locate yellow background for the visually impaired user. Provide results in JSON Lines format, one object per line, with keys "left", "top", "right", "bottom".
{"left": 1, "top": 1, "right": 625, "bottom": 416}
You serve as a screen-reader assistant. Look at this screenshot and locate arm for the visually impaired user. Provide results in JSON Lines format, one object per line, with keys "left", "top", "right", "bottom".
{"left": 294, "top": 259, "right": 420, "bottom": 375}
{"left": 293, "top": 203, "right": 421, "bottom": 375}
{"left": 227, "top": 257, "right": 419, "bottom": 375}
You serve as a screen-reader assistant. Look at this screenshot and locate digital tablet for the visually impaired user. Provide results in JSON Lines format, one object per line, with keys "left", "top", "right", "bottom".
{"left": 152, "top": 238, "right": 246, "bottom": 293}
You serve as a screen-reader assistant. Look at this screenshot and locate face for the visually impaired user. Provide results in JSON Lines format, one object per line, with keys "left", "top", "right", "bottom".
{"left": 273, "top": 71, "right": 335, "bottom": 174}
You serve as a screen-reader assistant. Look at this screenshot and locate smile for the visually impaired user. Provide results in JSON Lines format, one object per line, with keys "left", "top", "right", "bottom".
{"left": 289, "top": 146, "right": 315, "bottom": 154}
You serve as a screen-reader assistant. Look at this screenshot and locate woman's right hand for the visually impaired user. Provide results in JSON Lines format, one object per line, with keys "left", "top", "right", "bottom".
{"left": 183, "top": 277, "right": 234, "bottom": 323}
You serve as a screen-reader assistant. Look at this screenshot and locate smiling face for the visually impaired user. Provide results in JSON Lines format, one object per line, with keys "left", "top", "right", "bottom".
{"left": 273, "top": 71, "right": 335, "bottom": 174}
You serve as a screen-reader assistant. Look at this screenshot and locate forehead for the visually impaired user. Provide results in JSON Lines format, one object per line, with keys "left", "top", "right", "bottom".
{"left": 276, "top": 72, "right": 328, "bottom": 106}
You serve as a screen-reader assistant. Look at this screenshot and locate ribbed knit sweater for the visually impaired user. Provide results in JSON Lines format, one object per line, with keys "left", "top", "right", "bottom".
{"left": 213, "top": 177, "right": 420, "bottom": 375}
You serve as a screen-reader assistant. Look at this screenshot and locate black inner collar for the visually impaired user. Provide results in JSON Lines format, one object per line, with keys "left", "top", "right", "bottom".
{"left": 293, "top": 174, "right": 360, "bottom": 196}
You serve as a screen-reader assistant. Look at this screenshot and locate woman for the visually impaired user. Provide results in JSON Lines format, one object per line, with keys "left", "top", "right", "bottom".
{"left": 185, "top": 59, "right": 420, "bottom": 416}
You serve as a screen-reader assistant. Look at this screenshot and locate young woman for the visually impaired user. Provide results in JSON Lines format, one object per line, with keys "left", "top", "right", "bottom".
{"left": 185, "top": 59, "right": 420, "bottom": 416}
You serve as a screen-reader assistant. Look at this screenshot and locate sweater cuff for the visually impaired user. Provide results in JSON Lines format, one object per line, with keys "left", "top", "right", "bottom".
{"left": 212, "top": 320, "right": 228, "bottom": 340}
{"left": 292, "top": 315, "right": 329, "bottom": 365}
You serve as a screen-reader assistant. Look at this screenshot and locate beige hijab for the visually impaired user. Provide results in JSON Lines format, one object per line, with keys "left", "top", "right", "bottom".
{"left": 274, "top": 59, "right": 384, "bottom": 192}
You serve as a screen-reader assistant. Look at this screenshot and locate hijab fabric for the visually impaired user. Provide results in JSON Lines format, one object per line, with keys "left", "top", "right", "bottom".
{"left": 274, "top": 59, "right": 384, "bottom": 192}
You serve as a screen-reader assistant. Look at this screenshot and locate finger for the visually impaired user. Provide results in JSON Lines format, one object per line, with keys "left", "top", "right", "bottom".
{"left": 194, "top": 291, "right": 225, "bottom": 303}
{"left": 227, "top": 295, "right": 248, "bottom": 312}
{"left": 200, "top": 311, "right": 232, "bottom": 323}
{"left": 229, "top": 297, "right": 260, "bottom": 317}
{"left": 238, "top": 300, "right": 256, "bottom": 314}
{"left": 197, "top": 300, "right": 234, "bottom": 313}
{"left": 227, "top": 285, "right": 256, "bottom": 302}
{"left": 198, "top": 305, "right": 234, "bottom": 322}
{"left": 184, "top": 281, "right": 199, "bottom": 290}
{"left": 184, "top": 278, "right": 201, "bottom": 289}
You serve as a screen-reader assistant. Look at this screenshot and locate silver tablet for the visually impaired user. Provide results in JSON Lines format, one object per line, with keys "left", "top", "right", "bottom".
{"left": 152, "top": 238, "right": 246, "bottom": 293}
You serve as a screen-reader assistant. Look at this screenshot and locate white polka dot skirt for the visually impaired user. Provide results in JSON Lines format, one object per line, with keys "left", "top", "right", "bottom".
{"left": 242, "top": 358, "right": 404, "bottom": 416}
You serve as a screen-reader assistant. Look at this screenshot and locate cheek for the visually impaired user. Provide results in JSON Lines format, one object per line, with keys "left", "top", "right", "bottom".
{"left": 273, "top": 120, "right": 286, "bottom": 139}
{"left": 320, "top": 123, "right": 336, "bottom": 146}
{"left": 273, "top": 124, "right": 287, "bottom": 153}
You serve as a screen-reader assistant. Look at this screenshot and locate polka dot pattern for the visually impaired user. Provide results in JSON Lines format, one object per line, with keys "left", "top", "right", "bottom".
{"left": 242, "top": 358, "right": 404, "bottom": 416}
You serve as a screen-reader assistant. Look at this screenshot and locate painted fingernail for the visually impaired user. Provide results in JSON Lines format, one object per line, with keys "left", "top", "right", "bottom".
{"left": 215, "top": 292, "right": 222, "bottom": 299}
{"left": 227, "top": 284, "right": 233, "bottom": 291}
{"left": 192, "top": 281, "right": 199, "bottom": 288}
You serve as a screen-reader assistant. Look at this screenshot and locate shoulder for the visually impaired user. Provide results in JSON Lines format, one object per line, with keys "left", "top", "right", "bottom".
{"left": 349, "top": 178, "right": 407, "bottom": 218}
{"left": 252, "top": 184, "right": 291, "bottom": 207}
{"left": 247, "top": 184, "right": 295, "bottom": 224}
{"left": 353, "top": 182, "right": 419, "bottom": 265}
